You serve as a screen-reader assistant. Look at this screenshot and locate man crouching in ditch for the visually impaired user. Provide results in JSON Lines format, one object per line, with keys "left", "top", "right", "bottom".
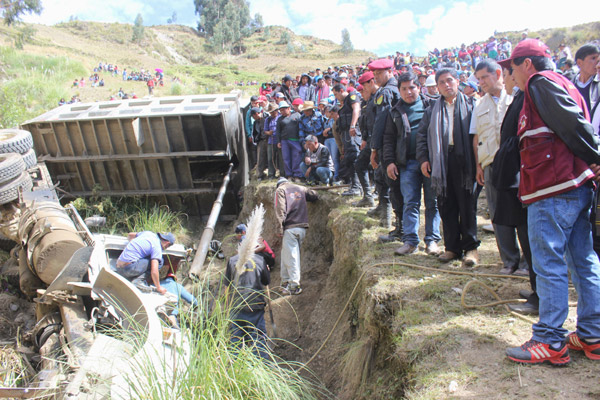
{"left": 113, "top": 231, "right": 175, "bottom": 295}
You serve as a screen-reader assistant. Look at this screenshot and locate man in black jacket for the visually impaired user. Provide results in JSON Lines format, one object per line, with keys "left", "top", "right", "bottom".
{"left": 416, "top": 68, "right": 479, "bottom": 267}
{"left": 225, "top": 252, "right": 270, "bottom": 360}
{"left": 383, "top": 71, "right": 441, "bottom": 256}
{"left": 300, "top": 135, "right": 334, "bottom": 184}
{"left": 368, "top": 58, "right": 404, "bottom": 241}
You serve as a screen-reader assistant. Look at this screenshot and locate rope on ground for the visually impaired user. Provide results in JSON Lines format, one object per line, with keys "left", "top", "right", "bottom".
{"left": 301, "top": 260, "right": 531, "bottom": 369}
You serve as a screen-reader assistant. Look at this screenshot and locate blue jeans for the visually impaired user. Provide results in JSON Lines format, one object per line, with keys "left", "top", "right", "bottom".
{"left": 113, "top": 257, "right": 163, "bottom": 280}
{"left": 160, "top": 277, "right": 198, "bottom": 316}
{"left": 400, "top": 159, "right": 441, "bottom": 246}
{"left": 230, "top": 309, "right": 269, "bottom": 360}
{"left": 281, "top": 227, "right": 306, "bottom": 286}
{"left": 528, "top": 185, "right": 600, "bottom": 344}
{"left": 324, "top": 138, "right": 339, "bottom": 180}
{"left": 281, "top": 140, "right": 303, "bottom": 178}
{"left": 300, "top": 162, "right": 332, "bottom": 184}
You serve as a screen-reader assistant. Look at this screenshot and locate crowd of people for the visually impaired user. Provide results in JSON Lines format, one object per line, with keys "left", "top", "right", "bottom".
{"left": 244, "top": 37, "right": 600, "bottom": 365}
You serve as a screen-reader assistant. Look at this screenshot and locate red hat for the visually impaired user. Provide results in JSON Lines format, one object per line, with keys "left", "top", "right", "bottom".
{"left": 340, "top": 78, "right": 348, "bottom": 85}
{"left": 356, "top": 84, "right": 364, "bottom": 92}
{"left": 347, "top": 86, "right": 355, "bottom": 92}
{"left": 358, "top": 71, "right": 374, "bottom": 84}
{"left": 292, "top": 98, "right": 304, "bottom": 106}
{"left": 368, "top": 58, "right": 394, "bottom": 71}
{"left": 498, "top": 39, "right": 551, "bottom": 68}
{"left": 258, "top": 95, "right": 267, "bottom": 102}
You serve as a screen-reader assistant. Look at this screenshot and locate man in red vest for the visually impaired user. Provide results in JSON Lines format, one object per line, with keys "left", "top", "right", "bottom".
{"left": 501, "top": 39, "right": 600, "bottom": 365}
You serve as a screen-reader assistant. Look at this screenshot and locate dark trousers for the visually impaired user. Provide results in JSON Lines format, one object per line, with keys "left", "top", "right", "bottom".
{"left": 438, "top": 151, "right": 479, "bottom": 255}
{"left": 256, "top": 140, "right": 268, "bottom": 178}
{"left": 339, "top": 150, "right": 360, "bottom": 190}
{"left": 267, "top": 143, "right": 284, "bottom": 177}
{"left": 230, "top": 309, "right": 269, "bottom": 360}
{"left": 355, "top": 147, "right": 372, "bottom": 194}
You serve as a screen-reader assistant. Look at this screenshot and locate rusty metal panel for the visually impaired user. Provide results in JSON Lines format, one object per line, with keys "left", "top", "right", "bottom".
{"left": 21, "top": 94, "right": 247, "bottom": 217}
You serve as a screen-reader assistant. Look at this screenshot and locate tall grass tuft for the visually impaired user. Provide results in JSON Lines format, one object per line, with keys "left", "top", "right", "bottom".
{"left": 120, "top": 280, "right": 327, "bottom": 399}
{"left": 126, "top": 204, "right": 184, "bottom": 234}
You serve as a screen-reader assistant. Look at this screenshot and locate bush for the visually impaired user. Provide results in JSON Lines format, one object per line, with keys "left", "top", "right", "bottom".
{"left": 170, "top": 82, "right": 183, "bottom": 95}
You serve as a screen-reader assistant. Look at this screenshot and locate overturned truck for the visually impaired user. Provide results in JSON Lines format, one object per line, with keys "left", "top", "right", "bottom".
{"left": 0, "top": 93, "right": 250, "bottom": 398}
{"left": 20, "top": 92, "right": 249, "bottom": 218}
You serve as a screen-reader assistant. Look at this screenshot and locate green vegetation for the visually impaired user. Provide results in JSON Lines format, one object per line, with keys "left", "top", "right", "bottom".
{"left": 122, "top": 282, "right": 325, "bottom": 399}
{"left": 341, "top": 28, "right": 353, "bottom": 55}
{"left": 69, "top": 197, "right": 186, "bottom": 237}
{"left": 1, "top": 0, "right": 42, "bottom": 26}
{"left": 132, "top": 13, "right": 144, "bottom": 43}
{"left": 0, "top": 46, "right": 87, "bottom": 128}
{"left": 168, "top": 64, "right": 269, "bottom": 94}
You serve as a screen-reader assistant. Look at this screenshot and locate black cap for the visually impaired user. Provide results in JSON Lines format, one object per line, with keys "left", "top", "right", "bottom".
{"left": 250, "top": 95, "right": 259, "bottom": 102}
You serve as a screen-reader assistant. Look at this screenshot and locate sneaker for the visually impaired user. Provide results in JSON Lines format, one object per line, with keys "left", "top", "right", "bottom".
{"left": 280, "top": 282, "right": 290, "bottom": 296}
{"left": 438, "top": 251, "right": 459, "bottom": 262}
{"left": 425, "top": 242, "right": 442, "bottom": 256}
{"left": 506, "top": 339, "right": 570, "bottom": 365}
{"left": 566, "top": 332, "right": 600, "bottom": 360}
{"left": 462, "top": 250, "right": 479, "bottom": 267}
{"left": 288, "top": 285, "right": 303, "bottom": 295}
{"left": 394, "top": 243, "right": 417, "bottom": 255}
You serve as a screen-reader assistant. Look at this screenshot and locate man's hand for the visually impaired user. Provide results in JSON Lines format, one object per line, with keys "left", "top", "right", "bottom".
{"left": 421, "top": 161, "right": 431, "bottom": 178}
{"left": 323, "top": 128, "right": 330, "bottom": 137}
{"left": 387, "top": 163, "right": 398, "bottom": 180}
{"left": 349, "top": 127, "right": 356, "bottom": 137}
{"left": 476, "top": 164, "right": 485, "bottom": 186}
{"left": 157, "top": 286, "right": 167, "bottom": 295}
{"left": 277, "top": 143, "right": 282, "bottom": 149}
{"left": 265, "top": 130, "right": 273, "bottom": 136}
{"left": 591, "top": 163, "right": 600, "bottom": 182}
{"left": 360, "top": 141, "right": 366, "bottom": 150}
{"left": 370, "top": 150, "right": 379, "bottom": 169}
{"left": 305, "top": 167, "right": 311, "bottom": 179}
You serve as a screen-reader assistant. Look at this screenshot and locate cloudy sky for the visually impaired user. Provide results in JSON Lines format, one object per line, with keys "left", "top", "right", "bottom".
{"left": 23, "top": 0, "right": 599, "bottom": 56}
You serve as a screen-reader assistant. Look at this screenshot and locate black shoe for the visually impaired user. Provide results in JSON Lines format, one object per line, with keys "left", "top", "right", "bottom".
{"left": 508, "top": 302, "right": 539, "bottom": 315}
{"left": 341, "top": 189, "right": 361, "bottom": 197}
{"left": 519, "top": 289, "right": 534, "bottom": 300}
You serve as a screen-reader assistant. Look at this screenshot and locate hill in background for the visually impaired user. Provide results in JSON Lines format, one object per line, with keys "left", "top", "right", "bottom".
{"left": 0, "top": 19, "right": 599, "bottom": 128}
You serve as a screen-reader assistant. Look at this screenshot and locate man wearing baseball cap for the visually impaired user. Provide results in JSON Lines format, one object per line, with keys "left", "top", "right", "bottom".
{"left": 114, "top": 231, "right": 176, "bottom": 295}
{"left": 500, "top": 39, "right": 600, "bottom": 365}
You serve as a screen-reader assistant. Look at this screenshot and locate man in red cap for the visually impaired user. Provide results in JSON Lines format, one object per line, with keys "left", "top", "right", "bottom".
{"left": 352, "top": 71, "right": 378, "bottom": 207}
{"left": 499, "top": 39, "right": 600, "bottom": 365}
{"left": 368, "top": 58, "right": 404, "bottom": 241}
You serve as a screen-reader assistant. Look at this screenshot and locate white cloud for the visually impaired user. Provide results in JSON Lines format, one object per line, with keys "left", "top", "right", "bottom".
{"left": 22, "top": 0, "right": 146, "bottom": 25}
{"left": 420, "top": 0, "right": 599, "bottom": 52}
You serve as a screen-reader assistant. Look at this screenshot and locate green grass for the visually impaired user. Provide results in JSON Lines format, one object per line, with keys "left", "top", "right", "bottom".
{"left": 0, "top": 46, "right": 87, "bottom": 128}
{"left": 119, "top": 281, "right": 326, "bottom": 399}
{"left": 69, "top": 197, "right": 186, "bottom": 237}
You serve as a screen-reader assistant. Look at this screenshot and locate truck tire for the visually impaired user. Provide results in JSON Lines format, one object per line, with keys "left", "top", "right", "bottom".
{"left": 0, "top": 153, "right": 26, "bottom": 185}
{"left": 21, "top": 149, "right": 37, "bottom": 169}
{"left": 0, "top": 233, "right": 17, "bottom": 252}
{"left": 0, "top": 172, "right": 33, "bottom": 205}
{"left": 0, "top": 129, "right": 34, "bottom": 154}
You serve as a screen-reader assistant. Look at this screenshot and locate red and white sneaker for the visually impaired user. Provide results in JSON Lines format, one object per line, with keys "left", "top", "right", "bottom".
{"left": 566, "top": 332, "right": 600, "bottom": 360}
{"left": 506, "top": 339, "right": 570, "bottom": 366}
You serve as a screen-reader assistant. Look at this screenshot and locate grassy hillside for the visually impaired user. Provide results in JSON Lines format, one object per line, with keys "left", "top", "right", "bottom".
{"left": 0, "top": 19, "right": 599, "bottom": 128}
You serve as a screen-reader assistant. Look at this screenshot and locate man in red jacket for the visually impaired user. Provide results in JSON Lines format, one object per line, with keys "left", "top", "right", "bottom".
{"left": 501, "top": 39, "right": 600, "bottom": 365}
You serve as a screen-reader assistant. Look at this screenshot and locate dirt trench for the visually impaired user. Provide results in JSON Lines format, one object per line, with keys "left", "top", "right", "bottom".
{"left": 236, "top": 182, "right": 406, "bottom": 399}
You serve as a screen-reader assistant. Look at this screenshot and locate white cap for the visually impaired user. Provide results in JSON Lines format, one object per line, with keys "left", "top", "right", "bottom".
{"left": 425, "top": 75, "right": 437, "bottom": 87}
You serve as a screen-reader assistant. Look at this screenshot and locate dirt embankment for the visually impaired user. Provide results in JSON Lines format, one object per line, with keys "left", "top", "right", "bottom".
{"left": 236, "top": 181, "right": 600, "bottom": 399}
{"left": 236, "top": 182, "right": 405, "bottom": 398}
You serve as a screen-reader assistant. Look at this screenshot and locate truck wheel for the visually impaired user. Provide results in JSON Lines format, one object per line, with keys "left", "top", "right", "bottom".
{"left": 0, "top": 129, "right": 34, "bottom": 154}
{"left": 0, "top": 153, "right": 26, "bottom": 185}
{"left": 21, "top": 149, "right": 37, "bottom": 169}
{"left": 0, "top": 172, "right": 33, "bottom": 205}
{"left": 0, "top": 233, "right": 17, "bottom": 252}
